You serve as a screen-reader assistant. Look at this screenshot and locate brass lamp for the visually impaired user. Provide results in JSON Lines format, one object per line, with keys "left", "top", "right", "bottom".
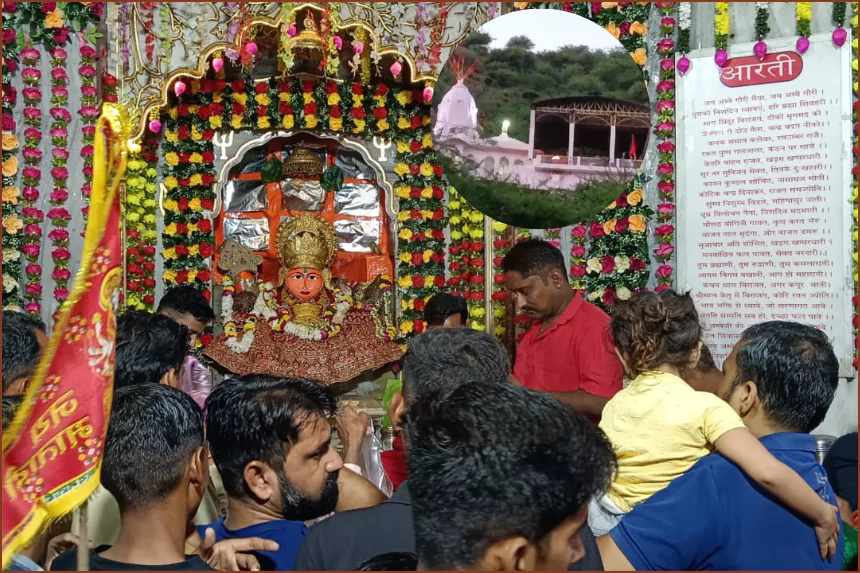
{"left": 282, "top": 147, "right": 324, "bottom": 178}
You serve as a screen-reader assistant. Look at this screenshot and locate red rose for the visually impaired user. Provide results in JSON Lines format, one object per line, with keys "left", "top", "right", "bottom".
{"left": 103, "top": 94, "right": 118, "bottom": 103}
{"left": 352, "top": 83, "right": 363, "bottom": 95}
{"left": 200, "top": 333, "right": 213, "bottom": 347}
{"left": 414, "top": 231, "right": 426, "bottom": 242}
{"left": 202, "top": 174, "right": 215, "bottom": 186}
{"left": 176, "top": 244, "right": 190, "bottom": 256}
{"left": 469, "top": 274, "right": 484, "bottom": 285}
{"left": 329, "top": 106, "right": 341, "bottom": 118}
{"left": 600, "top": 255, "right": 615, "bottom": 274}
{"left": 373, "top": 107, "right": 389, "bottom": 120}
{"left": 201, "top": 197, "right": 215, "bottom": 210}
{"left": 177, "top": 104, "right": 190, "bottom": 117}
{"left": 431, "top": 253, "right": 444, "bottom": 263}
{"left": 143, "top": 295, "right": 155, "bottom": 305}
{"left": 410, "top": 209, "right": 421, "bottom": 219}
{"left": 471, "top": 242, "right": 484, "bottom": 252}
{"left": 351, "top": 108, "right": 366, "bottom": 119}
{"left": 202, "top": 150, "right": 215, "bottom": 163}
{"left": 304, "top": 102, "right": 317, "bottom": 115}
{"left": 199, "top": 243, "right": 215, "bottom": 258}
{"left": 602, "top": 289, "right": 616, "bottom": 306}
{"left": 178, "top": 152, "right": 191, "bottom": 163}
{"left": 410, "top": 140, "right": 421, "bottom": 153}
{"left": 255, "top": 82, "right": 268, "bottom": 94}
{"left": 492, "top": 291, "right": 506, "bottom": 301}
{"left": 412, "top": 275, "right": 425, "bottom": 288}
{"left": 202, "top": 130, "right": 215, "bottom": 141}
{"left": 410, "top": 116, "right": 422, "bottom": 129}
{"left": 302, "top": 81, "right": 315, "bottom": 93}
{"left": 409, "top": 187, "right": 421, "bottom": 198}
{"left": 493, "top": 257, "right": 503, "bottom": 267}
{"left": 470, "top": 292, "right": 484, "bottom": 302}
{"left": 615, "top": 218, "right": 629, "bottom": 233}
{"left": 232, "top": 103, "right": 244, "bottom": 115}
{"left": 143, "top": 262, "right": 156, "bottom": 272}
{"left": 198, "top": 106, "right": 212, "bottom": 120}
{"left": 325, "top": 82, "right": 338, "bottom": 94}
{"left": 198, "top": 270, "right": 212, "bottom": 282}
{"left": 589, "top": 221, "right": 605, "bottom": 238}
{"left": 414, "top": 319, "right": 426, "bottom": 334}
{"left": 279, "top": 102, "right": 292, "bottom": 115}
{"left": 375, "top": 84, "right": 389, "bottom": 96}
{"left": 103, "top": 74, "right": 117, "bottom": 88}
{"left": 202, "top": 289, "right": 212, "bottom": 301}
{"left": 128, "top": 280, "right": 140, "bottom": 292}
{"left": 176, "top": 223, "right": 188, "bottom": 235}
{"left": 143, "top": 278, "right": 157, "bottom": 289}
{"left": 178, "top": 125, "right": 190, "bottom": 140}
{"left": 616, "top": 194, "right": 629, "bottom": 208}
{"left": 178, "top": 178, "right": 190, "bottom": 187}
{"left": 411, "top": 253, "right": 423, "bottom": 265}
{"left": 494, "top": 273, "right": 506, "bottom": 285}
{"left": 432, "top": 210, "right": 444, "bottom": 221}
{"left": 629, "top": 257, "right": 646, "bottom": 271}
{"left": 450, "top": 245, "right": 462, "bottom": 255}
{"left": 197, "top": 219, "right": 212, "bottom": 233}
{"left": 176, "top": 270, "right": 189, "bottom": 283}
{"left": 433, "top": 165, "right": 444, "bottom": 178}
{"left": 178, "top": 197, "right": 190, "bottom": 212}
{"left": 231, "top": 80, "right": 246, "bottom": 93}
{"left": 214, "top": 80, "right": 227, "bottom": 91}
{"left": 432, "top": 229, "right": 445, "bottom": 240}
{"left": 409, "top": 165, "right": 420, "bottom": 176}
{"left": 257, "top": 106, "right": 267, "bottom": 117}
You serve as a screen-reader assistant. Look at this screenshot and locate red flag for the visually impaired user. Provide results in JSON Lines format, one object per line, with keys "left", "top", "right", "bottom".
{"left": 629, "top": 135, "right": 638, "bottom": 160}
{"left": 2, "top": 104, "right": 129, "bottom": 567}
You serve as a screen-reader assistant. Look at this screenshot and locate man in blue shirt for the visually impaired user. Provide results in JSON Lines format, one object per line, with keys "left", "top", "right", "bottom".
{"left": 598, "top": 321, "right": 844, "bottom": 571}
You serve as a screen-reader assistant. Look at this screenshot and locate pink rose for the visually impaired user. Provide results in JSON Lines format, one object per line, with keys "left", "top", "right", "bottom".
{"left": 52, "top": 247, "right": 71, "bottom": 260}
{"left": 572, "top": 225, "right": 588, "bottom": 238}
{"left": 656, "top": 101, "right": 675, "bottom": 113}
{"left": 22, "top": 87, "right": 41, "bottom": 100}
{"left": 88, "top": 2, "right": 104, "bottom": 17}
{"left": 23, "top": 108, "right": 41, "bottom": 120}
{"left": 656, "top": 121, "right": 675, "bottom": 134}
{"left": 22, "top": 206, "right": 43, "bottom": 220}
{"left": 50, "top": 107, "right": 72, "bottom": 121}
{"left": 81, "top": 206, "right": 89, "bottom": 216}
{"left": 22, "top": 244, "right": 41, "bottom": 257}
{"left": 41, "top": 2, "right": 56, "bottom": 13}
{"left": 80, "top": 45, "right": 97, "bottom": 59}
{"left": 82, "top": 165, "right": 93, "bottom": 177}
{"left": 2, "top": 2, "right": 16, "bottom": 14}
{"left": 48, "top": 229, "right": 69, "bottom": 241}
{"left": 22, "top": 186, "right": 39, "bottom": 202}
{"left": 80, "top": 144, "right": 94, "bottom": 157}
{"left": 51, "top": 167, "right": 69, "bottom": 180}
{"left": 656, "top": 140, "right": 675, "bottom": 153}
{"left": 571, "top": 245, "right": 586, "bottom": 258}
{"left": 2, "top": 29, "right": 16, "bottom": 45}
{"left": 78, "top": 106, "right": 99, "bottom": 118}
{"left": 26, "top": 264, "right": 42, "bottom": 275}
{"left": 22, "top": 68, "right": 41, "bottom": 81}
{"left": 657, "top": 203, "right": 675, "bottom": 215}
{"left": 52, "top": 47, "right": 67, "bottom": 60}
{"left": 547, "top": 240, "right": 561, "bottom": 249}
{"left": 655, "top": 284, "right": 671, "bottom": 293}
{"left": 50, "top": 68, "right": 69, "bottom": 83}
{"left": 661, "top": 59, "right": 675, "bottom": 71}
{"left": 657, "top": 162, "right": 674, "bottom": 175}
{"left": 53, "top": 28, "right": 69, "bottom": 45}
{"left": 25, "top": 127, "right": 41, "bottom": 139}
{"left": 47, "top": 207, "right": 70, "bottom": 220}
{"left": 50, "top": 128, "right": 68, "bottom": 139}
{"left": 23, "top": 147, "right": 43, "bottom": 160}
{"left": 2, "top": 115, "right": 15, "bottom": 131}
{"left": 656, "top": 264, "right": 673, "bottom": 279}
{"left": 571, "top": 265, "right": 586, "bottom": 277}
{"left": 24, "top": 302, "right": 41, "bottom": 314}
{"left": 51, "top": 86, "right": 69, "bottom": 99}
{"left": 22, "top": 167, "right": 41, "bottom": 180}
{"left": 3, "top": 85, "right": 16, "bottom": 103}
{"left": 52, "top": 148, "right": 69, "bottom": 159}
{"left": 658, "top": 180, "right": 675, "bottom": 195}
{"left": 80, "top": 85, "right": 98, "bottom": 97}
{"left": 81, "top": 185, "right": 91, "bottom": 197}
{"left": 78, "top": 65, "right": 96, "bottom": 77}
{"left": 23, "top": 224, "right": 42, "bottom": 237}
{"left": 654, "top": 243, "right": 675, "bottom": 258}
{"left": 81, "top": 125, "right": 96, "bottom": 137}
{"left": 655, "top": 224, "right": 674, "bottom": 236}
{"left": 656, "top": 80, "right": 675, "bottom": 93}
{"left": 50, "top": 189, "right": 68, "bottom": 203}
{"left": 25, "top": 283, "right": 42, "bottom": 296}
{"left": 661, "top": 18, "right": 676, "bottom": 28}
{"left": 52, "top": 268, "right": 71, "bottom": 280}
{"left": 54, "top": 287, "right": 69, "bottom": 300}
{"left": 20, "top": 47, "right": 40, "bottom": 62}
{"left": 4, "top": 58, "right": 18, "bottom": 73}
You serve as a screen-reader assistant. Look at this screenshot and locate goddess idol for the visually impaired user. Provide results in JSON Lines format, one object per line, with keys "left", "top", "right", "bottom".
{"left": 204, "top": 215, "right": 403, "bottom": 385}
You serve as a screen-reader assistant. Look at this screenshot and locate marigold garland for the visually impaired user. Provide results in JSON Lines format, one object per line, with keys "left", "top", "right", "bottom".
{"left": 446, "top": 186, "right": 485, "bottom": 331}
{"left": 491, "top": 220, "right": 510, "bottom": 341}
{"left": 1, "top": 9, "right": 22, "bottom": 309}
{"left": 47, "top": 45, "right": 72, "bottom": 307}
{"left": 714, "top": 2, "right": 730, "bottom": 52}
{"left": 125, "top": 150, "right": 159, "bottom": 311}
{"left": 20, "top": 41, "right": 44, "bottom": 317}
{"left": 796, "top": 2, "right": 812, "bottom": 39}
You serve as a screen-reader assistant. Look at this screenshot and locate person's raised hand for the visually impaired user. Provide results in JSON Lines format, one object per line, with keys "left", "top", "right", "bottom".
{"left": 45, "top": 533, "right": 93, "bottom": 571}
{"left": 335, "top": 405, "right": 370, "bottom": 459}
{"left": 200, "top": 527, "right": 280, "bottom": 571}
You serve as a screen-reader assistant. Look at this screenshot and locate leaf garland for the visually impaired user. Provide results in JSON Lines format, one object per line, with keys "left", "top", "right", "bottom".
{"left": 754, "top": 2, "right": 770, "bottom": 41}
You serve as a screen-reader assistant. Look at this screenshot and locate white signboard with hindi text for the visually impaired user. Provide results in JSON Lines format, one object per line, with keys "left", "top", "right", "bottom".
{"left": 676, "top": 33, "right": 854, "bottom": 375}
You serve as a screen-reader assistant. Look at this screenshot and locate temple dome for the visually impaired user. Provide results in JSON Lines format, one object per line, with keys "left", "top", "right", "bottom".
{"left": 433, "top": 80, "right": 479, "bottom": 140}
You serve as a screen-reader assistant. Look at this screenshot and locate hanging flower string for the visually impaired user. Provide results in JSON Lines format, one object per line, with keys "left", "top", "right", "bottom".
{"left": 47, "top": 45, "right": 72, "bottom": 306}
{"left": 1, "top": 9, "right": 22, "bottom": 309}
{"left": 677, "top": 2, "right": 691, "bottom": 74}
{"left": 714, "top": 2, "right": 730, "bottom": 67}
{"left": 491, "top": 220, "right": 509, "bottom": 341}
{"left": 796, "top": 2, "right": 812, "bottom": 54}
{"left": 445, "top": 186, "right": 485, "bottom": 331}
{"left": 753, "top": 3, "right": 770, "bottom": 60}
{"left": 655, "top": 2, "right": 676, "bottom": 291}
{"left": 124, "top": 151, "right": 159, "bottom": 311}
{"left": 852, "top": 7, "right": 858, "bottom": 369}
{"left": 78, "top": 40, "right": 99, "bottom": 227}
{"left": 20, "top": 40, "right": 44, "bottom": 317}
{"left": 833, "top": 2, "right": 849, "bottom": 47}
{"left": 570, "top": 224, "right": 588, "bottom": 292}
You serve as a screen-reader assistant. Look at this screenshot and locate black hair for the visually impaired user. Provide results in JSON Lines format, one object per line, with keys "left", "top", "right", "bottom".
{"left": 2, "top": 310, "right": 46, "bottom": 392}
{"left": 115, "top": 310, "right": 189, "bottom": 390}
{"left": 102, "top": 384, "right": 204, "bottom": 511}
{"left": 731, "top": 321, "right": 839, "bottom": 433}
{"left": 2, "top": 396, "right": 21, "bottom": 431}
{"left": 401, "top": 327, "right": 510, "bottom": 406}
{"left": 204, "top": 375, "right": 337, "bottom": 499}
{"left": 157, "top": 286, "right": 215, "bottom": 323}
{"left": 356, "top": 553, "right": 418, "bottom": 571}
{"left": 501, "top": 238, "right": 568, "bottom": 282}
{"left": 610, "top": 290, "right": 701, "bottom": 378}
{"left": 695, "top": 343, "right": 719, "bottom": 373}
{"left": 405, "top": 382, "right": 616, "bottom": 570}
{"left": 423, "top": 293, "right": 468, "bottom": 327}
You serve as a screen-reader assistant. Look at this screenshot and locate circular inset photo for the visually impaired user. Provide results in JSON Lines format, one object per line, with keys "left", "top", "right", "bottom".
{"left": 432, "top": 9, "right": 650, "bottom": 229}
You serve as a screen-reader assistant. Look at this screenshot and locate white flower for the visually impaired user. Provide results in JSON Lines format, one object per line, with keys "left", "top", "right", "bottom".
{"left": 616, "top": 287, "right": 632, "bottom": 301}
{"left": 3, "top": 249, "right": 20, "bottom": 263}
{"left": 587, "top": 289, "right": 604, "bottom": 302}
{"left": 614, "top": 256, "right": 631, "bottom": 274}
{"left": 679, "top": 3, "right": 692, "bottom": 29}
{"left": 3, "top": 275, "right": 18, "bottom": 292}
{"left": 755, "top": 2, "right": 769, "bottom": 10}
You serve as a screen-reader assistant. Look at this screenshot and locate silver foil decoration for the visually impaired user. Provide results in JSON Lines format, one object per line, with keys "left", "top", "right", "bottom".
{"left": 223, "top": 179, "right": 268, "bottom": 213}
{"left": 334, "top": 183, "right": 380, "bottom": 217}
{"left": 223, "top": 217, "right": 270, "bottom": 252}
{"left": 281, "top": 179, "right": 325, "bottom": 211}
{"left": 334, "top": 219, "right": 380, "bottom": 253}
{"left": 335, "top": 148, "right": 375, "bottom": 179}
{"left": 232, "top": 146, "right": 268, "bottom": 175}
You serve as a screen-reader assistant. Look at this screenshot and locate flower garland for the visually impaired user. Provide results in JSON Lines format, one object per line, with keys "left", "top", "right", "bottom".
{"left": 20, "top": 41, "right": 44, "bottom": 317}
{"left": 585, "top": 178, "right": 653, "bottom": 313}
{"left": 512, "top": 3, "right": 590, "bottom": 19}
{"left": 78, "top": 41, "right": 99, "bottom": 226}
{"left": 162, "top": 88, "right": 217, "bottom": 303}
{"left": 832, "top": 2, "right": 849, "bottom": 47}
{"left": 491, "top": 220, "right": 509, "bottom": 341}
{"left": 445, "top": 186, "right": 485, "bottom": 330}
{"left": 655, "top": 2, "right": 676, "bottom": 291}
{"left": 47, "top": 45, "right": 72, "bottom": 306}
{"left": 1, "top": 6, "right": 22, "bottom": 309}
{"left": 714, "top": 2, "right": 730, "bottom": 67}
{"left": 753, "top": 3, "right": 770, "bottom": 59}
{"left": 677, "top": 2, "right": 691, "bottom": 56}
{"left": 852, "top": 7, "right": 858, "bottom": 369}
{"left": 795, "top": 2, "right": 812, "bottom": 54}
{"left": 593, "top": 2, "right": 651, "bottom": 68}
{"left": 514, "top": 228, "right": 533, "bottom": 344}
{"left": 124, "top": 150, "right": 159, "bottom": 311}
{"left": 570, "top": 224, "right": 588, "bottom": 291}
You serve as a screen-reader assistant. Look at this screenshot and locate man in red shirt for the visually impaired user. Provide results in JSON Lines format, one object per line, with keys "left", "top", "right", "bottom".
{"left": 503, "top": 239, "right": 623, "bottom": 420}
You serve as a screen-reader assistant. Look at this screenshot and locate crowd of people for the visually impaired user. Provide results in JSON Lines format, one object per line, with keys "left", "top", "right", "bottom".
{"left": 1, "top": 238, "right": 856, "bottom": 571}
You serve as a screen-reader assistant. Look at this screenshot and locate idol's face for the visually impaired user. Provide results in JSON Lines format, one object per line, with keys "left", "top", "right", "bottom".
{"left": 286, "top": 267, "right": 324, "bottom": 301}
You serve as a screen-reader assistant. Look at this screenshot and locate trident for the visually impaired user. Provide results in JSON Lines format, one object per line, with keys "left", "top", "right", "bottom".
{"left": 213, "top": 131, "right": 234, "bottom": 160}
{"left": 372, "top": 136, "right": 392, "bottom": 162}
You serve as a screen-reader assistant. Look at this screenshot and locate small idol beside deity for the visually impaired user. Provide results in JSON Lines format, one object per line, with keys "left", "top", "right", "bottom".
{"left": 204, "top": 215, "right": 403, "bottom": 384}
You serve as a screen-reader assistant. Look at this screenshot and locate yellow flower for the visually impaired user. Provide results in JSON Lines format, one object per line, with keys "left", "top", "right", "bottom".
{"left": 233, "top": 92, "right": 248, "bottom": 106}
{"left": 164, "top": 223, "right": 178, "bottom": 237}
{"left": 2, "top": 156, "right": 19, "bottom": 177}
{"left": 187, "top": 222, "right": 198, "bottom": 233}
{"left": 328, "top": 93, "right": 341, "bottom": 106}
{"left": 514, "top": 2, "right": 530, "bottom": 9}
{"left": 189, "top": 174, "right": 203, "bottom": 186}
{"left": 377, "top": 119, "right": 390, "bottom": 131}
{"left": 397, "top": 142, "right": 409, "bottom": 154}
{"left": 603, "top": 219, "right": 617, "bottom": 235}
{"left": 601, "top": 2, "right": 618, "bottom": 8}
{"left": 449, "top": 199, "right": 461, "bottom": 211}
{"left": 2, "top": 186, "right": 20, "bottom": 205}
{"left": 188, "top": 245, "right": 200, "bottom": 257}
{"left": 399, "top": 228, "right": 413, "bottom": 241}
{"left": 191, "top": 125, "right": 202, "bottom": 141}
{"left": 450, "top": 215, "right": 461, "bottom": 226}
{"left": 397, "top": 117, "right": 411, "bottom": 130}
{"left": 189, "top": 198, "right": 202, "bottom": 211}
{"left": 302, "top": 92, "right": 314, "bottom": 105}
{"left": 422, "top": 250, "right": 433, "bottom": 263}
{"left": 164, "top": 130, "right": 178, "bottom": 142}
{"left": 398, "top": 276, "right": 412, "bottom": 289}
{"left": 164, "top": 199, "right": 179, "bottom": 211}
{"left": 608, "top": 201, "right": 617, "bottom": 210}
{"left": 126, "top": 193, "right": 142, "bottom": 205}
{"left": 628, "top": 215, "right": 646, "bottom": 233}
{"left": 209, "top": 115, "right": 223, "bottom": 129}
{"left": 168, "top": 108, "right": 178, "bottom": 120}
{"left": 451, "top": 230, "right": 463, "bottom": 241}
{"left": 213, "top": 92, "right": 223, "bottom": 103}
{"left": 352, "top": 119, "right": 366, "bottom": 133}
{"left": 420, "top": 210, "right": 433, "bottom": 221}
{"left": 164, "top": 152, "right": 179, "bottom": 166}
{"left": 279, "top": 92, "right": 290, "bottom": 102}
{"left": 396, "top": 186, "right": 410, "bottom": 199}
{"left": 2, "top": 133, "right": 19, "bottom": 151}
{"left": 604, "top": 22, "right": 620, "bottom": 39}
{"left": 231, "top": 115, "right": 244, "bottom": 130}
{"left": 126, "top": 211, "right": 140, "bottom": 223}
{"left": 398, "top": 252, "right": 411, "bottom": 263}
{"left": 420, "top": 187, "right": 433, "bottom": 199}
{"left": 258, "top": 116, "right": 271, "bottom": 129}
{"left": 631, "top": 48, "right": 647, "bottom": 67}
{"left": 305, "top": 115, "right": 318, "bottom": 129}
{"left": 282, "top": 114, "right": 294, "bottom": 130}
{"left": 329, "top": 117, "right": 343, "bottom": 131}
{"left": 397, "top": 211, "right": 410, "bottom": 222}
{"left": 399, "top": 320, "right": 414, "bottom": 335}
{"left": 189, "top": 152, "right": 203, "bottom": 164}
{"left": 396, "top": 91, "right": 413, "bottom": 106}
{"left": 420, "top": 163, "right": 434, "bottom": 177}
{"left": 469, "top": 306, "right": 486, "bottom": 319}
{"left": 422, "top": 133, "right": 434, "bottom": 149}
{"left": 164, "top": 176, "right": 179, "bottom": 189}
{"left": 2, "top": 214, "right": 22, "bottom": 234}
{"left": 255, "top": 93, "right": 270, "bottom": 106}
{"left": 627, "top": 189, "right": 643, "bottom": 206}
{"left": 470, "top": 228, "right": 484, "bottom": 240}
{"left": 630, "top": 22, "right": 647, "bottom": 36}
{"left": 422, "top": 116, "right": 431, "bottom": 126}
{"left": 163, "top": 248, "right": 177, "bottom": 260}
{"left": 493, "top": 221, "right": 507, "bottom": 233}
{"left": 45, "top": 9, "right": 64, "bottom": 28}
{"left": 394, "top": 163, "right": 410, "bottom": 177}
{"left": 163, "top": 269, "right": 177, "bottom": 283}
{"left": 352, "top": 94, "right": 364, "bottom": 106}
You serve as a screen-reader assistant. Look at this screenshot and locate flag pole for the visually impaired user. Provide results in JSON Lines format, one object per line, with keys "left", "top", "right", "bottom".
{"left": 73, "top": 504, "right": 89, "bottom": 571}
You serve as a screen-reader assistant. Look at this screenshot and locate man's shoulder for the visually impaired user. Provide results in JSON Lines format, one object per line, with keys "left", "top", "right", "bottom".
{"left": 308, "top": 499, "right": 412, "bottom": 539}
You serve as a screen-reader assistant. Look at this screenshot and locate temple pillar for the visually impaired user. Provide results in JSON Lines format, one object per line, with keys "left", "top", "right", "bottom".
{"left": 528, "top": 109, "right": 536, "bottom": 160}
{"left": 609, "top": 124, "right": 616, "bottom": 163}
{"left": 567, "top": 121, "right": 575, "bottom": 164}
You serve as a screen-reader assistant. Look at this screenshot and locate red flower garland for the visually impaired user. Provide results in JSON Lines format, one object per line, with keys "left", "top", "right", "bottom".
{"left": 78, "top": 41, "right": 99, "bottom": 227}
{"left": 20, "top": 41, "right": 44, "bottom": 316}
{"left": 654, "top": 2, "right": 677, "bottom": 291}
{"left": 47, "top": 45, "right": 72, "bottom": 306}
